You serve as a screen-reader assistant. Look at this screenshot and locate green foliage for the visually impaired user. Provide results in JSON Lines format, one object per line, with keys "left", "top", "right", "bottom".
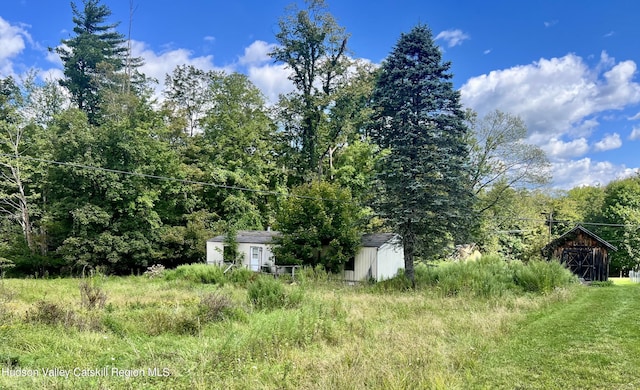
{"left": 78, "top": 277, "right": 107, "bottom": 310}
{"left": 247, "top": 276, "right": 303, "bottom": 310}
{"left": 590, "top": 280, "right": 614, "bottom": 287}
{"left": 198, "top": 292, "right": 241, "bottom": 322}
{"left": 226, "top": 267, "right": 255, "bottom": 286}
{"left": 596, "top": 177, "right": 640, "bottom": 275}
{"left": 369, "top": 24, "right": 473, "bottom": 282}
{"left": 163, "top": 264, "right": 226, "bottom": 284}
{"left": 273, "top": 180, "right": 361, "bottom": 272}
{"left": 511, "top": 260, "right": 578, "bottom": 293}
{"left": 377, "top": 255, "right": 577, "bottom": 296}
{"left": 271, "top": 0, "right": 351, "bottom": 178}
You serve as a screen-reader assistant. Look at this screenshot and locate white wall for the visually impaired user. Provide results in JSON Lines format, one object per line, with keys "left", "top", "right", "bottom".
{"left": 206, "top": 241, "right": 224, "bottom": 265}
{"left": 206, "top": 241, "right": 276, "bottom": 271}
{"left": 376, "top": 242, "right": 404, "bottom": 281}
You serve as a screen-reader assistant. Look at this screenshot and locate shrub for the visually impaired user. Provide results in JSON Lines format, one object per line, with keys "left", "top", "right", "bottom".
{"left": 25, "top": 301, "right": 76, "bottom": 327}
{"left": 512, "top": 260, "right": 577, "bottom": 294}
{"left": 247, "top": 276, "right": 303, "bottom": 310}
{"left": 79, "top": 279, "right": 107, "bottom": 309}
{"left": 226, "top": 267, "right": 254, "bottom": 286}
{"left": 198, "top": 292, "right": 240, "bottom": 322}
{"left": 164, "top": 264, "right": 225, "bottom": 284}
{"left": 373, "top": 255, "right": 577, "bottom": 297}
{"left": 143, "top": 308, "right": 200, "bottom": 336}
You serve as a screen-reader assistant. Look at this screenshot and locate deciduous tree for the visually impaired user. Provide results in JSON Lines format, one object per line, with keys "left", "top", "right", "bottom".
{"left": 271, "top": 0, "right": 351, "bottom": 180}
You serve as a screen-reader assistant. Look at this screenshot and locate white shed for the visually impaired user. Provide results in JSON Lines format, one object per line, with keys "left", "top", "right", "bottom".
{"left": 206, "top": 230, "right": 280, "bottom": 272}
{"left": 344, "top": 233, "right": 404, "bottom": 282}
{"left": 206, "top": 231, "right": 404, "bottom": 281}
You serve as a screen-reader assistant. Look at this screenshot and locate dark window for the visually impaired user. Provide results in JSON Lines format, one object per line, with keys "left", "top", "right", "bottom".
{"left": 345, "top": 257, "right": 355, "bottom": 271}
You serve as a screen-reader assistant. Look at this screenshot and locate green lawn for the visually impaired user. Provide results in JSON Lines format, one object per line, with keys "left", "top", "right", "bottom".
{"left": 0, "top": 274, "right": 639, "bottom": 389}
{"left": 466, "top": 283, "right": 640, "bottom": 389}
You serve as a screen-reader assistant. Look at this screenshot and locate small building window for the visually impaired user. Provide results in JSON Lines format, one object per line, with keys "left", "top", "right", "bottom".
{"left": 345, "top": 256, "right": 355, "bottom": 271}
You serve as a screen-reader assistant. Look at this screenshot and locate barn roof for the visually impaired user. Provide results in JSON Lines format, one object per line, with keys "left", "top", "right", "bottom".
{"left": 207, "top": 230, "right": 281, "bottom": 244}
{"left": 361, "top": 233, "right": 399, "bottom": 248}
{"left": 543, "top": 225, "right": 617, "bottom": 252}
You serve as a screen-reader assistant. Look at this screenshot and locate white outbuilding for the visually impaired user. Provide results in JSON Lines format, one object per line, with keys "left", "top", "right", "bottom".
{"left": 344, "top": 233, "right": 404, "bottom": 282}
{"left": 206, "top": 230, "right": 404, "bottom": 282}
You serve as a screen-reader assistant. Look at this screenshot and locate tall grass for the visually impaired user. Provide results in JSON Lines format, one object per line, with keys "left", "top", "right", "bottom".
{"left": 376, "top": 254, "right": 578, "bottom": 297}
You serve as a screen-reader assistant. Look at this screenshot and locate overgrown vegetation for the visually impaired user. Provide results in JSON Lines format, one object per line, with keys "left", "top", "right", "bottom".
{"left": 1, "top": 264, "right": 638, "bottom": 389}
{"left": 375, "top": 255, "right": 578, "bottom": 296}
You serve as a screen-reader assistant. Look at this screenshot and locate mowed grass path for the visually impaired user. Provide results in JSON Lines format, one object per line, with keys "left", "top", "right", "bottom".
{"left": 466, "top": 282, "right": 640, "bottom": 389}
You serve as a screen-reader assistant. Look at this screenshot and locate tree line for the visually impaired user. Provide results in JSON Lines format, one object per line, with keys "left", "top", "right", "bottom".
{"left": 0, "top": 0, "right": 637, "bottom": 280}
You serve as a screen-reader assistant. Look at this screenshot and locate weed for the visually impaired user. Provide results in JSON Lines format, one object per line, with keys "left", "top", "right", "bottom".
{"left": 25, "top": 300, "right": 76, "bottom": 327}
{"left": 198, "top": 292, "right": 238, "bottom": 322}
{"left": 247, "top": 276, "right": 303, "bottom": 310}
{"left": 164, "top": 263, "right": 225, "bottom": 284}
{"left": 226, "top": 267, "right": 255, "bottom": 286}
{"left": 79, "top": 279, "right": 107, "bottom": 309}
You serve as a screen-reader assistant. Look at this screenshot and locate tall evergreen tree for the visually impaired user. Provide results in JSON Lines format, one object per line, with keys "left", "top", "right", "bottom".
{"left": 55, "top": 0, "right": 133, "bottom": 124}
{"left": 369, "top": 25, "right": 473, "bottom": 284}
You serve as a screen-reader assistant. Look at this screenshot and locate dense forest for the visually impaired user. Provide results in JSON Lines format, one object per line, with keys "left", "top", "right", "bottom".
{"left": 0, "top": 0, "right": 638, "bottom": 278}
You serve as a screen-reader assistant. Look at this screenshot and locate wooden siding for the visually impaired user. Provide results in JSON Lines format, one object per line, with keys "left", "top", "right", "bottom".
{"left": 547, "top": 229, "right": 611, "bottom": 282}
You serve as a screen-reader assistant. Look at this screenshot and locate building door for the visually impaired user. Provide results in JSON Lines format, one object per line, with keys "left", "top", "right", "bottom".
{"left": 561, "top": 246, "right": 594, "bottom": 280}
{"left": 250, "top": 246, "right": 262, "bottom": 271}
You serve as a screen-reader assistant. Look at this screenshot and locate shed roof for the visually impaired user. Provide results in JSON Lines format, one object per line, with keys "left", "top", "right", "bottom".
{"left": 543, "top": 225, "right": 617, "bottom": 252}
{"left": 207, "top": 230, "right": 281, "bottom": 244}
{"left": 361, "top": 233, "right": 398, "bottom": 248}
{"left": 208, "top": 231, "right": 399, "bottom": 247}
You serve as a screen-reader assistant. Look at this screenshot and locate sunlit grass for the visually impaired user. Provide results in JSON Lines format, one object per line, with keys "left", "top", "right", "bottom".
{"left": 0, "top": 264, "right": 637, "bottom": 389}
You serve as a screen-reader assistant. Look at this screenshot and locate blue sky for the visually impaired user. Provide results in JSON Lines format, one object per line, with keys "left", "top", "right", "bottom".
{"left": 2, "top": 0, "right": 640, "bottom": 189}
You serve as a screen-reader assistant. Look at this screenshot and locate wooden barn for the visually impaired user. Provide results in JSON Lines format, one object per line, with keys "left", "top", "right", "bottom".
{"left": 542, "top": 225, "right": 616, "bottom": 282}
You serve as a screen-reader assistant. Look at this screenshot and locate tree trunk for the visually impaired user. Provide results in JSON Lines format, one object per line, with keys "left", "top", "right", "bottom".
{"left": 403, "top": 220, "right": 416, "bottom": 288}
{"left": 12, "top": 165, "right": 35, "bottom": 254}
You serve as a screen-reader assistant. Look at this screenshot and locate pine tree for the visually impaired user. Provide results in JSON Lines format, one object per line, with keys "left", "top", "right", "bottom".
{"left": 369, "top": 25, "right": 473, "bottom": 284}
{"left": 55, "top": 0, "right": 132, "bottom": 124}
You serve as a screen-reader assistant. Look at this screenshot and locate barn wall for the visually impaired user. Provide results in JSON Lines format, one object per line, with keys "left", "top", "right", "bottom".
{"left": 550, "top": 231, "right": 610, "bottom": 281}
{"left": 551, "top": 231, "right": 604, "bottom": 259}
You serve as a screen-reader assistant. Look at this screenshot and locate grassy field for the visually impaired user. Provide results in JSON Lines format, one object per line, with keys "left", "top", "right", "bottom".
{"left": 0, "top": 264, "right": 638, "bottom": 389}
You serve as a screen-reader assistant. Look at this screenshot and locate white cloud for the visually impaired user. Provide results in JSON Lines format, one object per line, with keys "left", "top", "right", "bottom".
{"left": 629, "top": 112, "right": 640, "bottom": 120}
{"left": 130, "top": 40, "right": 231, "bottom": 101}
{"left": 483, "top": 49, "right": 492, "bottom": 55}
{"left": 239, "top": 40, "right": 276, "bottom": 66}
{"left": 630, "top": 127, "right": 640, "bottom": 140}
{"left": 537, "top": 137, "right": 590, "bottom": 159}
{"left": 435, "top": 29, "right": 469, "bottom": 48}
{"left": 552, "top": 158, "right": 637, "bottom": 189}
{"left": 0, "top": 16, "right": 32, "bottom": 76}
{"left": 544, "top": 20, "right": 558, "bottom": 28}
{"left": 593, "top": 133, "right": 622, "bottom": 151}
{"left": 461, "top": 52, "right": 640, "bottom": 137}
{"left": 246, "top": 62, "right": 294, "bottom": 104}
